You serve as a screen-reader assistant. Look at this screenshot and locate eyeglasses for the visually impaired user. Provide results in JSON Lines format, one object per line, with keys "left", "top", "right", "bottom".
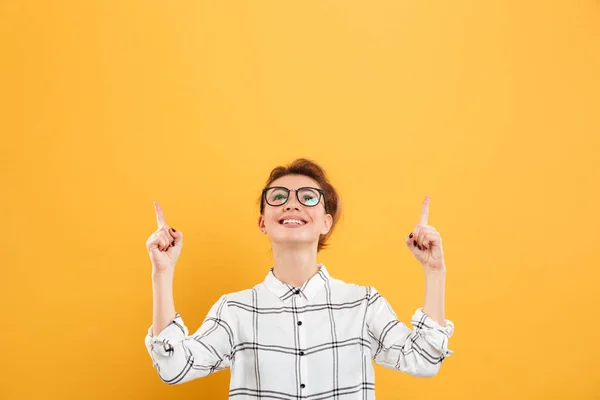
{"left": 262, "top": 186, "right": 326, "bottom": 211}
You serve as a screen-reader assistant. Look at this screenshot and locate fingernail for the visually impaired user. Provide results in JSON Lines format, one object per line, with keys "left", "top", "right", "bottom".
{"left": 171, "top": 228, "right": 176, "bottom": 232}
{"left": 409, "top": 233, "right": 413, "bottom": 238}
{"left": 417, "top": 244, "right": 422, "bottom": 250}
{"left": 171, "top": 241, "right": 175, "bottom": 246}
{"left": 413, "top": 240, "right": 417, "bottom": 246}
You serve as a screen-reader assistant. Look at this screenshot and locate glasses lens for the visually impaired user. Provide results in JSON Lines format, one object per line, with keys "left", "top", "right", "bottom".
{"left": 298, "top": 188, "right": 320, "bottom": 206}
{"left": 266, "top": 187, "right": 289, "bottom": 205}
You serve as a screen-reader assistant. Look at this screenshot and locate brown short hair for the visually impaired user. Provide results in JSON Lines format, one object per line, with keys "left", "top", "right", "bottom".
{"left": 258, "top": 158, "right": 342, "bottom": 252}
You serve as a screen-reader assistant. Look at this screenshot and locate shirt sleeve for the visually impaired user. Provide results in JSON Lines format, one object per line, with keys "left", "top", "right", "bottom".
{"left": 366, "top": 287, "right": 454, "bottom": 377}
{"left": 144, "top": 295, "right": 234, "bottom": 385}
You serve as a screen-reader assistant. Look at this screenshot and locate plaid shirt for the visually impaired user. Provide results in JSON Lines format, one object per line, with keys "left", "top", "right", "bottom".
{"left": 145, "top": 265, "right": 454, "bottom": 399}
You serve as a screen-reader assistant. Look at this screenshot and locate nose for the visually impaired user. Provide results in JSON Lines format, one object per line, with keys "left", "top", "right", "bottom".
{"left": 284, "top": 190, "right": 301, "bottom": 210}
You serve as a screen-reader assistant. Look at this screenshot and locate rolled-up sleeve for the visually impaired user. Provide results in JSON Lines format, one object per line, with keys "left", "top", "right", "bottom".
{"left": 367, "top": 287, "right": 454, "bottom": 377}
{"left": 144, "top": 295, "right": 234, "bottom": 385}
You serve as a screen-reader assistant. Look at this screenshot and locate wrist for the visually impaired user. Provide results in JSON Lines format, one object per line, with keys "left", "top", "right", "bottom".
{"left": 152, "top": 270, "right": 174, "bottom": 283}
{"left": 424, "top": 266, "right": 446, "bottom": 279}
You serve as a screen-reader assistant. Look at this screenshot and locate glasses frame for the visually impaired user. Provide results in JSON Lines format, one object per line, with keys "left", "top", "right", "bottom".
{"left": 262, "top": 186, "right": 327, "bottom": 212}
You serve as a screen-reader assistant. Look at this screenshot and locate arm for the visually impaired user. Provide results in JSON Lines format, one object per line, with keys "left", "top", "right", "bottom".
{"left": 367, "top": 287, "right": 454, "bottom": 378}
{"left": 406, "top": 195, "right": 447, "bottom": 327}
{"left": 145, "top": 294, "right": 234, "bottom": 385}
{"left": 152, "top": 272, "right": 177, "bottom": 336}
{"left": 144, "top": 202, "right": 232, "bottom": 384}
{"left": 422, "top": 269, "right": 446, "bottom": 326}
{"left": 370, "top": 196, "right": 453, "bottom": 376}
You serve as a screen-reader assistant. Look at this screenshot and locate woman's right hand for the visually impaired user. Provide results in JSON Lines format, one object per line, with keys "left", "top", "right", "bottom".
{"left": 146, "top": 201, "right": 183, "bottom": 275}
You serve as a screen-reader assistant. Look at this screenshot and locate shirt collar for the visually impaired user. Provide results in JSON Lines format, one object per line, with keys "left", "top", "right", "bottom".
{"left": 264, "top": 264, "right": 331, "bottom": 302}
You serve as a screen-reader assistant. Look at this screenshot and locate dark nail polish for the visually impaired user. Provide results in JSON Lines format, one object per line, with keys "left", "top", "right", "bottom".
{"left": 171, "top": 228, "right": 176, "bottom": 232}
{"left": 409, "top": 233, "right": 413, "bottom": 238}
{"left": 171, "top": 241, "right": 175, "bottom": 246}
{"left": 413, "top": 240, "right": 417, "bottom": 246}
{"left": 417, "top": 244, "right": 422, "bottom": 250}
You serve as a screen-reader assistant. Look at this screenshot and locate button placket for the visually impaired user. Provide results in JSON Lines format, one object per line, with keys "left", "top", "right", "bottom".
{"left": 296, "top": 294, "right": 308, "bottom": 395}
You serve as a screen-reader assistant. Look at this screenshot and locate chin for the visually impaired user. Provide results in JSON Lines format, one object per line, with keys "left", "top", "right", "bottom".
{"left": 272, "top": 235, "right": 318, "bottom": 248}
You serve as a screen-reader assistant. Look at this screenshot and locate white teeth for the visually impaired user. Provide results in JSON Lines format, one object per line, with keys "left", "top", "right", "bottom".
{"left": 282, "top": 219, "right": 304, "bottom": 225}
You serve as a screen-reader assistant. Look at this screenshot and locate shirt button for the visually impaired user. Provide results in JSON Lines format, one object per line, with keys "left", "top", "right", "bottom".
{"left": 297, "top": 321, "right": 302, "bottom": 326}
{"left": 299, "top": 351, "right": 305, "bottom": 356}
{"left": 300, "top": 384, "right": 306, "bottom": 389}
{"left": 294, "top": 290, "right": 300, "bottom": 295}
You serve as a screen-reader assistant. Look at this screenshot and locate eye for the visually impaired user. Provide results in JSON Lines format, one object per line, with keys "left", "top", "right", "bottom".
{"left": 302, "top": 195, "right": 318, "bottom": 206}
{"left": 269, "top": 192, "right": 288, "bottom": 204}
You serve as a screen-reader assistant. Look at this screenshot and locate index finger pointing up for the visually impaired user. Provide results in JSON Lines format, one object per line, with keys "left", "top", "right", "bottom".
{"left": 419, "top": 195, "right": 430, "bottom": 225}
{"left": 154, "top": 201, "right": 166, "bottom": 228}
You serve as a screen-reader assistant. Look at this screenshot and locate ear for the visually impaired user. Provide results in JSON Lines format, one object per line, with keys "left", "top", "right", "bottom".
{"left": 321, "top": 213, "right": 333, "bottom": 235}
{"left": 258, "top": 215, "right": 267, "bottom": 234}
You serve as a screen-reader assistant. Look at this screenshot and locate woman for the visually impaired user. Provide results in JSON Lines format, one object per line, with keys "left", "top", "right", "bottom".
{"left": 145, "top": 158, "right": 454, "bottom": 399}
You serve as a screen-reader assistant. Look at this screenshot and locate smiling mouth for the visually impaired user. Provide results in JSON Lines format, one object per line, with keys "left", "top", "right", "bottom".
{"left": 280, "top": 219, "right": 306, "bottom": 225}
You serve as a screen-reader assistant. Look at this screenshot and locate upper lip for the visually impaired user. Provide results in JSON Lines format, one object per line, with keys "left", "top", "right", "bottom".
{"left": 279, "top": 215, "right": 308, "bottom": 223}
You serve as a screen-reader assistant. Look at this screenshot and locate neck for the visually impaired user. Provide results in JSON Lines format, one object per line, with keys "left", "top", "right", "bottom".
{"left": 271, "top": 243, "right": 320, "bottom": 287}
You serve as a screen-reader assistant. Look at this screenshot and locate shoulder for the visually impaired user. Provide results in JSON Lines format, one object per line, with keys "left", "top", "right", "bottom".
{"left": 326, "top": 275, "right": 381, "bottom": 301}
{"left": 218, "top": 282, "right": 269, "bottom": 304}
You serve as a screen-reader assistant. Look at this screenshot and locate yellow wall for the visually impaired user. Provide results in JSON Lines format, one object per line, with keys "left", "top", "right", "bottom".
{"left": 1, "top": 1, "right": 599, "bottom": 399}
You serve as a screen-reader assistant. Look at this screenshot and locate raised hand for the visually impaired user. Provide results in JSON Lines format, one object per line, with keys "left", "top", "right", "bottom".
{"left": 145, "top": 201, "right": 183, "bottom": 274}
{"left": 404, "top": 196, "right": 446, "bottom": 272}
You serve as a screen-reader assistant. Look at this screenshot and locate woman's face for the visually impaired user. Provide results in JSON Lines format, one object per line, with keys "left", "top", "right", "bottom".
{"left": 258, "top": 174, "right": 332, "bottom": 250}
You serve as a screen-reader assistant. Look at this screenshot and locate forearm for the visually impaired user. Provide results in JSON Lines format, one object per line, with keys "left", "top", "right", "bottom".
{"left": 422, "top": 268, "right": 446, "bottom": 326}
{"left": 152, "top": 272, "right": 177, "bottom": 336}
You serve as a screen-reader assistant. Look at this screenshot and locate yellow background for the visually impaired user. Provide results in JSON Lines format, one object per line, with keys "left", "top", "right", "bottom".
{"left": 1, "top": 1, "right": 599, "bottom": 399}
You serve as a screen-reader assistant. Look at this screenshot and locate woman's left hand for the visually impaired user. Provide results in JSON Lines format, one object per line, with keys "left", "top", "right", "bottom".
{"left": 405, "top": 196, "right": 446, "bottom": 273}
